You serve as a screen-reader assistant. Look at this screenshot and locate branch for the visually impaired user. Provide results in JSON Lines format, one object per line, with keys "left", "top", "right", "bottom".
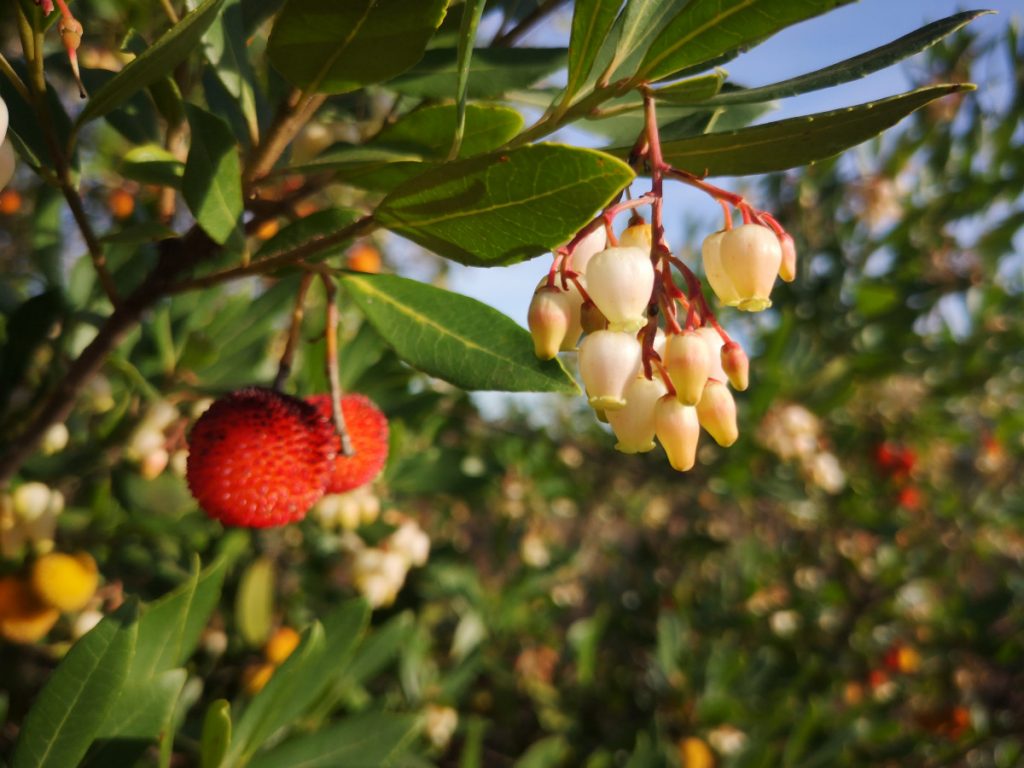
{"left": 243, "top": 89, "right": 326, "bottom": 190}
{"left": 491, "top": 0, "right": 567, "bottom": 47}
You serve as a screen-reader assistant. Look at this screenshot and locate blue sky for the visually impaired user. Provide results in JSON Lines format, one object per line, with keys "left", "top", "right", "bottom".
{"left": 435, "top": 1, "right": 1020, "bottom": 329}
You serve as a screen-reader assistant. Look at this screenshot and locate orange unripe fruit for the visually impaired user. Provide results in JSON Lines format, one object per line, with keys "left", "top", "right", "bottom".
{"left": 108, "top": 188, "right": 135, "bottom": 220}
{"left": 678, "top": 736, "right": 715, "bottom": 768}
{"left": 254, "top": 218, "right": 280, "bottom": 241}
{"left": 0, "top": 188, "right": 22, "bottom": 215}
{"left": 264, "top": 626, "right": 301, "bottom": 665}
{"left": 31, "top": 551, "right": 99, "bottom": 612}
{"left": 346, "top": 243, "right": 382, "bottom": 273}
{"left": 0, "top": 576, "right": 60, "bottom": 643}
{"left": 242, "top": 662, "right": 275, "bottom": 695}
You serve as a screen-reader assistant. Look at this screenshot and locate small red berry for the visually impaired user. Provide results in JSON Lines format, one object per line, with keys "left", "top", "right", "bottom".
{"left": 307, "top": 394, "right": 389, "bottom": 493}
{"left": 897, "top": 485, "right": 922, "bottom": 511}
{"left": 186, "top": 388, "right": 335, "bottom": 527}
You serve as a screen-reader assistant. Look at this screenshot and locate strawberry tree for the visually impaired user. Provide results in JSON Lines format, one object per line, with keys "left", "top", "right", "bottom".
{"left": 0, "top": 0, "right": 999, "bottom": 765}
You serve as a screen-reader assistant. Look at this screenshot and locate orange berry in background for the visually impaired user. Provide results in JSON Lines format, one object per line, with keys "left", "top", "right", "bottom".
{"left": 254, "top": 218, "right": 280, "bottom": 241}
{"left": 242, "top": 661, "right": 275, "bottom": 695}
{"left": 108, "top": 188, "right": 135, "bottom": 220}
{"left": 293, "top": 200, "right": 317, "bottom": 219}
{"left": 678, "top": 736, "right": 715, "bottom": 768}
{"left": 0, "top": 188, "right": 22, "bottom": 215}
{"left": 264, "top": 625, "right": 301, "bottom": 665}
{"left": 31, "top": 551, "right": 100, "bottom": 612}
{"left": 0, "top": 576, "right": 60, "bottom": 644}
{"left": 346, "top": 243, "right": 382, "bottom": 273}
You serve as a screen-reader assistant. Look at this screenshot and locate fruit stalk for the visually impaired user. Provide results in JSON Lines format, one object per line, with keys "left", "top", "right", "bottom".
{"left": 320, "top": 274, "right": 354, "bottom": 457}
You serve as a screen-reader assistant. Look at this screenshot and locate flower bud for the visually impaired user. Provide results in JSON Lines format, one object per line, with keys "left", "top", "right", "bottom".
{"left": 0, "top": 142, "right": 16, "bottom": 191}
{"left": 140, "top": 448, "right": 169, "bottom": 480}
{"left": 585, "top": 246, "right": 654, "bottom": 333}
{"left": 619, "top": 222, "right": 652, "bottom": 251}
{"left": 607, "top": 375, "right": 667, "bottom": 453}
{"left": 568, "top": 226, "right": 607, "bottom": 274}
{"left": 778, "top": 232, "right": 797, "bottom": 282}
{"left": 696, "top": 380, "right": 739, "bottom": 447}
{"left": 528, "top": 285, "right": 573, "bottom": 360}
{"left": 702, "top": 230, "right": 740, "bottom": 306}
{"left": 578, "top": 331, "right": 642, "bottom": 411}
{"left": 695, "top": 327, "right": 727, "bottom": 383}
{"left": 12, "top": 482, "right": 54, "bottom": 522}
{"left": 721, "top": 341, "right": 749, "bottom": 391}
{"left": 664, "top": 331, "right": 711, "bottom": 406}
{"left": 388, "top": 520, "right": 430, "bottom": 567}
{"left": 655, "top": 396, "right": 700, "bottom": 472}
{"left": 719, "top": 224, "right": 783, "bottom": 311}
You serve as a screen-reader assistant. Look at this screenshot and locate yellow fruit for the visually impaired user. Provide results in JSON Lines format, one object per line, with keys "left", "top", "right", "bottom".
{"left": 346, "top": 243, "right": 382, "bottom": 273}
{"left": 264, "top": 626, "right": 301, "bottom": 665}
{"left": 678, "top": 736, "right": 715, "bottom": 768}
{"left": 31, "top": 552, "right": 99, "bottom": 612}
{"left": 0, "top": 576, "right": 60, "bottom": 643}
{"left": 242, "top": 662, "right": 275, "bottom": 695}
{"left": 254, "top": 219, "right": 280, "bottom": 241}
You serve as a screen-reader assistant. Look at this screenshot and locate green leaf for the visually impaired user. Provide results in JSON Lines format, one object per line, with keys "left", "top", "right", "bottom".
{"left": 247, "top": 713, "right": 420, "bottom": 768}
{"left": 637, "top": 0, "right": 856, "bottom": 83}
{"left": 255, "top": 209, "right": 360, "bottom": 261}
{"left": 449, "top": 0, "right": 487, "bottom": 159}
{"left": 564, "top": 0, "right": 622, "bottom": 103}
{"left": 0, "top": 63, "right": 74, "bottom": 170}
{"left": 376, "top": 144, "right": 633, "bottom": 267}
{"left": 613, "top": 84, "right": 974, "bottom": 177}
{"left": 267, "top": 0, "right": 448, "bottom": 94}
{"left": 76, "top": 0, "right": 227, "bottom": 126}
{"left": 602, "top": 0, "right": 688, "bottom": 83}
{"left": 183, "top": 103, "right": 243, "bottom": 245}
{"left": 387, "top": 48, "right": 566, "bottom": 99}
{"left": 341, "top": 273, "right": 579, "bottom": 394}
{"left": 694, "top": 10, "right": 992, "bottom": 106}
{"left": 234, "top": 556, "right": 275, "bottom": 648}
{"left": 203, "top": 0, "right": 259, "bottom": 143}
{"left": 83, "top": 670, "right": 187, "bottom": 768}
{"left": 228, "top": 600, "right": 370, "bottom": 767}
{"left": 119, "top": 144, "right": 185, "bottom": 188}
{"left": 12, "top": 601, "right": 139, "bottom": 768}
{"left": 514, "top": 736, "right": 571, "bottom": 768}
{"left": 653, "top": 71, "right": 726, "bottom": 104}
{"left": 200, "top": 700, "right": 232, "bottom": 768}
{"left": 130, "top": 552, "right": 232, "bottom": 679}
{"left": 102, "top": 223, "right": 180, "bottom": 246}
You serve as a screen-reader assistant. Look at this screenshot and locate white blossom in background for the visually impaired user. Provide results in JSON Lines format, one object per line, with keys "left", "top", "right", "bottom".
{"left": 424, "top": 704, "right": 458, "bottom": 750}
{"left": 388, "top": 519, "right": 430, "bottom": 567}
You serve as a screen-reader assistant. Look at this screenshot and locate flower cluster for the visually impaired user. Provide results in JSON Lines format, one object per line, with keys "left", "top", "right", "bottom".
{"left": 347, "top": 515, "right": 431, "bottom": 609}
{"left": 758, "top": 403, "right": 846, "bottom": 494}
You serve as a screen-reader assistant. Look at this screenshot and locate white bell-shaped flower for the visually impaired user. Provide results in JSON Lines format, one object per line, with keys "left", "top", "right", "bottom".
{"left": 696, "top": 379, "right": 739, "bottom": 447}
{"left": 702, "top": 230, "right": 740, "bottom": 306}
{"left": 654, "top": 396, "right": 700, "bottom": 472}
{"left": 528, "top": 285, "right": 576, "bottom": 359}
{"left": 0, "top": 96, "right": 8, "bottom": 148}
{"left": 664, "top": 331, "right": 711, "bottom": 406}
{"left": 569, "top": 226, "right": 607, "bottom": 274}
{"left": 719, "top": 224, "right": 783, "bottom": 311}
{"left": 694, "top": 327, "right": 727, "bottom": 383}
{"left": 778, "top": 232, "right": 797, "bottom": 283}
{"left": 584, "top": 246, "right": 654, "bottom": 333}
{"left": 607, "top": 375, "right": 667, "bottom": 454}
{"left": 619, "top": 222, "right": 652, "bottom": 251}
{"left": 578, "top": 330, "right": 642, "bottom": 411}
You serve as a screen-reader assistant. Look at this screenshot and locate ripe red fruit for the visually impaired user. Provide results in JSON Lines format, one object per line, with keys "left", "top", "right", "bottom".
{"left": 186, "top": 388, "right": 336, "bottom": 527}
{"left": 307, "top": 394, "right": 389, "bottom": 493}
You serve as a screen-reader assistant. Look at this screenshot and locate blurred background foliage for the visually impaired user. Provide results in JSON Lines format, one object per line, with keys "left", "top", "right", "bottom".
{"left": 1, "top": 9, "right": 1023, "bottom": 768}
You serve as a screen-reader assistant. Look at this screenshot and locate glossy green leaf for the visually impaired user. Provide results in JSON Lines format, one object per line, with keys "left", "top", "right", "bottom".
{"left": 83, "top": 670, "right": 187, "bottom": 768}
{"left": 200, "top": 700, "right": 232, "bottom": 768}
{"left": 255, "top": 209, "right": 360, "bottom": 261}
{"left": 603, "top": 0, "right": 687, "bottom": 83}
{"left": 12, "top": 602, "right": 139, "bottom": 768}
{"left": 612, "top": 85, "right": 973, "bottom": 177}
{"left": 130, "top": 553, "right": 232, "bottom": 679}
{"left": 0, "top": 63, "right": 73, "bottom": 170}
{"left": 449, "top": 0, "right": 487, "bottom": 159}
{"left": 564, "top": 0, "right": 622, "bottom": 103}
{"left": 119, "top": 144, "right": 185, "bottom": 188}
{"left": 696, "top": 10, "right": 992, "bottom": 106}
{"left": 203, "top": 0, "right": 258, "bottom": 143}
{"left": 228, "top": 600, "right": 370, "bottom": 767}
{"left": 638, "top": 0, "right": 855, "bottom": 83}
{"left": 342, "top": 273, "right": 579, "bottom": 394}
{"left": 234, "top": 556, "right": 275, "bottom": 648}
{"left": 387, "top": 48, "right": 566, "bottom": 99}
{"left": 247, "top": 713, "right": 420, "bottom": 768}
{"left": 653, "top": 71, "right": 726, "bottom": 104}
{"left": 376, "top": 144, "right": 634, "bottom": 267}
{"left": 183, "top": 103, "right": 243, "bottom": 245}
{"left": 267, "top": 0, "right": 448, "bottom": 94}
{"left": 76, "top": 0, "right": 226, "bottom": 126}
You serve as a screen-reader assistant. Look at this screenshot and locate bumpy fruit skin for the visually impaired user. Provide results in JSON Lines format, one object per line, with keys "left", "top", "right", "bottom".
{"left": 31, "top": 552, "right": 99, "bottom": 612}
{"left": 308, "top": 394, "right": 389, "bottom": 494}
{"left": 187, "top": 388, "right": 336, "bottom": 528}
